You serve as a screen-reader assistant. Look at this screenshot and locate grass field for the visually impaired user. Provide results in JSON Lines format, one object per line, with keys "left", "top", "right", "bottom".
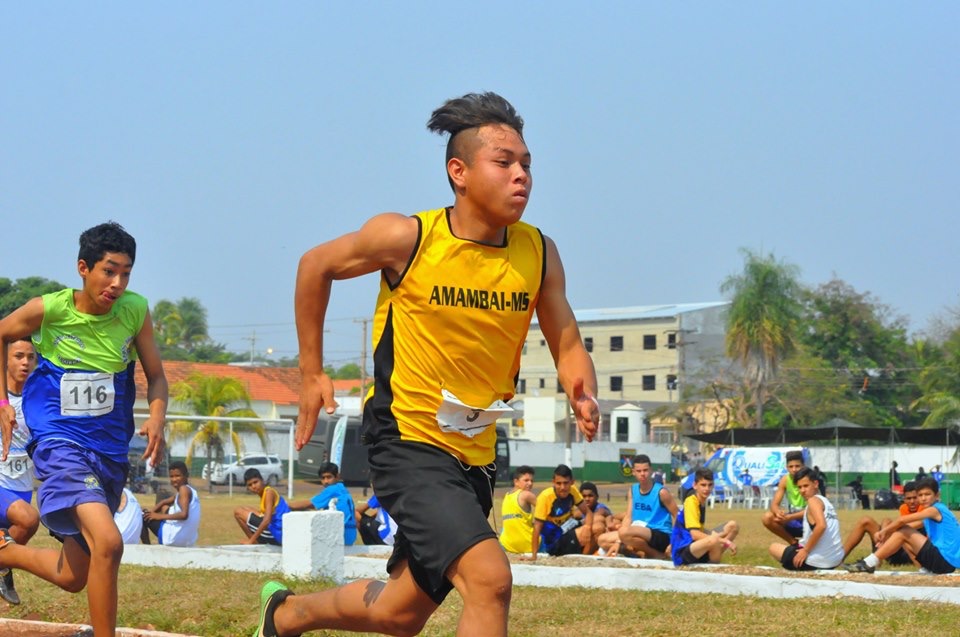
{"left": 5, "top": 481, "right": 960, "bottom": 636}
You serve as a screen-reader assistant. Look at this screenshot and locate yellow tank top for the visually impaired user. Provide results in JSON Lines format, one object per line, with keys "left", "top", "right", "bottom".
{"left": 499, "top": 489, "right": 535, "bottom": 554}
{"left": 362, "top": 207, "right": 545, "bottom": 464}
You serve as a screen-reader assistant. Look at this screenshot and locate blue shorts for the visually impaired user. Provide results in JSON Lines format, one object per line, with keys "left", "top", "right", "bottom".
{"left": 786, "top": 518, "right": 803, "bottom": 538}
{"left": 31, "top": 439, "right": 128, "bottom": 537}
{"left": 0, "top": 488, "right": 33, "bottom": 526}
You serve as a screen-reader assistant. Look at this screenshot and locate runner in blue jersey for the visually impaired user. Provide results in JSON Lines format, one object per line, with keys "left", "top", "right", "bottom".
{"left": 0, "top": 222, "right": 168, "bottom": 636}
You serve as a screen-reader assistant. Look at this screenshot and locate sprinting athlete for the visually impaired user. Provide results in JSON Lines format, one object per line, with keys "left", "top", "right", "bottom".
{"left": 0, "top": 338, "right": 40, "bottom": 603}
{"left": 0, "top": 222, "right": 168, "bottom": 636}
{"left": 254, "top": 92, "right": 600, "bottom": 637}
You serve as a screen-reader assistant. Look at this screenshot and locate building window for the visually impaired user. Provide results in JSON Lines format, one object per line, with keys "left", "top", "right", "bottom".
{"left": 666, "top": 375, "right": 678, "bottom": 391}
{"left": 557, "top": 379, "right": 564, "bottom": 393}
{"left": 667, "top": 333, "right": 677, "bottom": 349}
{"left": 540, "top": 339, "right": 546, "bottom": 346}
{"left": 642, "top": 375, "right": 656, "bottom": 391}
{"left": 653, "top": 427, "right": 673, "bottom": 445}
{"left": 610, "top": 336, "right": 623, "bottom": 352}
{"left": 610, "top": 376, "right": 623, "bottom": 392}
{"left": 539, "top": 378, "right": 545, "bottom": 389}
{"left": 522, "top": 344, "right": 528, "bottom": 355}
{"left": 584, "top": 336, "right": 593, "bottom": 353}
{"left": 644, "top": 334, "right": 656, "bottom": 350}
{"left": 517, "top": 379, "right": 526, "bottom": 394}
{"left": 616, "top": 417, "right": 629, "bottom": 442}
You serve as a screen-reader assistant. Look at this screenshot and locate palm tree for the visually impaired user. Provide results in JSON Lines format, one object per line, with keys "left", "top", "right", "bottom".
{"left": 168, "top": 372, "right": 265, "bottom": 489}
{"left": 721, "top": 249, "right": 802, "bottom": 428}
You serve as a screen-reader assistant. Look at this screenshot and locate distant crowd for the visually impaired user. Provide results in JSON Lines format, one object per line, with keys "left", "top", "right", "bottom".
{"left": 497, "top": 452, "right": 960, "bottom": 575}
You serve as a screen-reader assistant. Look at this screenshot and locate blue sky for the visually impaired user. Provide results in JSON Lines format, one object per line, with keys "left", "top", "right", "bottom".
{"left": 3, "top": 4, "right": 957, "bottom": 367}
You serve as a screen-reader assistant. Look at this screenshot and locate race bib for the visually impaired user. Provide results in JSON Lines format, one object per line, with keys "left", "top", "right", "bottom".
{"left": 60, "top": 372, "right": 116, "bottom": 417}
{"left": 0, "top": 456, "right": 30, "bottom": 480}
{"left": 436, "top": 389, "right": 514, "bottom": 439}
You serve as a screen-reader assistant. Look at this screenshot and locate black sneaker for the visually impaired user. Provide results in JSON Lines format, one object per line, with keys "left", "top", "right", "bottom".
{"left": 253, "top": 581, "right": 300, "bottom": 637}
{"left": 0, "top": 568, "right": 20, "bottom": 605}
{"left": 842, "top": 559, "right": 876, "bottom": 574}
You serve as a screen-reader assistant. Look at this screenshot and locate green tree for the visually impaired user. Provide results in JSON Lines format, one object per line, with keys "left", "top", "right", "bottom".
{"left": 0, "top": 276, "right": 67, "bottom": 317}
{"left": 167, "top": 373, "right": 265, "bottom": 490}
{"left": 721, "top": 249, "right": 802, "bottom": 428}
{"left": 798, "top": 278, "right": 917, "bottom": 427}
{"left": 913, "top": 326, "right": 960, "bottom": 429}
{"left": 152, "top": 298, "right": 230, "bottom": 363}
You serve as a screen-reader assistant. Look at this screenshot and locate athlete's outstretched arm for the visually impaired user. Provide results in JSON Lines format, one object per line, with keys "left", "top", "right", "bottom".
{"left": 535, "top": 236, "right": 599, "bottom": 442}
{"left": 134, "top": 310, "right": 168, "bottom": 467}
{"left": 0, "top": 297, "right": 44, "bottom": 461}
{"left": 294, "top": 213, "right": 419, "bottom": 449}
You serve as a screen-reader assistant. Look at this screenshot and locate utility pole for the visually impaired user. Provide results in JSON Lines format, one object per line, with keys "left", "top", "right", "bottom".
{"left": 354, "top": 318, "right": 370, "bottom": 394}
{"left": 243, "top": 330, "right": 257, "bottom": 365}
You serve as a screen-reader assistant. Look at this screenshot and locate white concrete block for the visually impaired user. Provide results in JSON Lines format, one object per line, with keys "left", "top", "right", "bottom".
{"left": 282, "top": 510, "right": 344, "bottom": 580}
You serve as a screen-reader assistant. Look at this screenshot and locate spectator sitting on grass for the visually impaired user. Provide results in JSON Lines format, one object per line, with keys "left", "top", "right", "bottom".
{"left": 578, "top": 481, "right": 615, "bottom": 544}
{"left": 761, "top": 450, "right": 807, "bottom": 545}
{"left": 355, "top": 492, "right": 398, "bottom": 546}
{"left": 141, "top": 460, "right": 201, "bottom": 547}
{"left": 288, "top": 461, "right": 357, "bottom": 546}
{"left": 597, "top": 454, "right": 677, "bottom": 559}
{"left": 842, "top": 480, "right": 925, "bottom": 568}
{"left": 234, "top": 468, "right": 291, "bottom": 546}
{"left": 671, "top": 467, "right": 738, "bottom": 566}
{"left": 527, "top": 464, "right": 595, "bottom": 560}
{"left": 844, "top": 476, "right": 960, "bottom": 574}
{"left": 499, "top": 466, "right": 537, "bottom": 555}
{"left": 768, "top": 467, "right": 844, "bottom": 571}
{"left": 113, "top": 487, "right": 143, "bottom": 545}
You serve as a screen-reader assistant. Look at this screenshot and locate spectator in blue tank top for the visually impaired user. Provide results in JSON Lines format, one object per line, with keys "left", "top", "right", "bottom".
{"left": 597, "top": 454, "right": 679, "bottom": 559}
{"left": 289, "top": 462, "right": 357, "bottom": 546}
{"left": 844, "top": 476, "right": 960, "bottom": 574}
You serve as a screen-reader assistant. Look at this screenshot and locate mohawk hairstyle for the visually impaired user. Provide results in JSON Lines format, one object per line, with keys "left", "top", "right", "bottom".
{"left": 427, "top": 93, "right": 525, "bottom": 191}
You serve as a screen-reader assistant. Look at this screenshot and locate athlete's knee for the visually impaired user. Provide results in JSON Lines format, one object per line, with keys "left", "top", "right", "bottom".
{"left": 7, "top": 502, "right": 40, "bottom": 543}
{"left": 88, "top": 528, "right": 124, "bottom": 565}
{"left": 463, "top": 561, "right": 512, "bottom": 606}
{"left": 761, "top": 511, "right": 775, "bottom": 526}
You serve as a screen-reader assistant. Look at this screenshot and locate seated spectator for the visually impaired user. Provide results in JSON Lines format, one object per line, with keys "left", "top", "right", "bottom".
{"left": 845, "top": 477, "right": 960, "bottom": 574}
{"left": 527, "top": 464, "right": 594, "bottom": 560}
{"left": 671, "top": 467, "right": 738, "bottom": 566}
{"left": 578, "top": 481, "right": 615, "bottom": 543}
{"left": 846, "top": 475, "right": 870, "bottom": 509}
{"left": 812, "top": 466, "right": 827, "bottom": 496}
{"left": 761, "top": 450, "right": 806, "bottom": 544}
{"left": 141, "top": 461, "right": 201, "bottom": 547}
{"left": 843, "top": 481, "right": 924, "bottom": 567}
{"left": 288, "top": 462, "right": 357, "bottom": 546}
{"left": 598, "top": 454, "right": 677, "bottom": 559}
{"left": 768, "top": 467, "right": 844, "bottom": 570}
{"left": 234, "top": 468, "right": 291, "bottom": 545}
{"left": 113, "top": 487, "right": 143, "bottom": 545}
{"left": 499, "top": 466, "right": 537, "bottom": 554}
{"left": 916, "top": 466, "right": 928, "bottom": 482}
{"left": 355, "top": 493, "right": 397, "bottom": 546}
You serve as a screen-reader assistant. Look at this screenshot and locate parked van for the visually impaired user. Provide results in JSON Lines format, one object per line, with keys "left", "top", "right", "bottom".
{"left": 681, "top": 446, "right": 810, "bottom": 499}
{"left": 298, "top": 414, "right": 511, "bottom": 485}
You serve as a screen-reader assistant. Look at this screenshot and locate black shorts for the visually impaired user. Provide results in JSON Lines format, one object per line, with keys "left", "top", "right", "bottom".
{"left": 369, "top": 440, "right": 497, "bottom": 605}
{"left": 917, "top": 539, "right": 957, "bottom": 574}
{"left": 358, "top": 515, "right": 386, "bottom": 545}
{"left": 886, "top": 547, "right": 913, "bottom": 566}
{"left": 648, "top": 529, "right": 671, "bottom": 553}
{"left": 548, "top": 527, "right": 584, "bottom": 556}
{"left": 779, "top": 544, "right": 818, "bottom": 571}
{"left": 245, "top": 513, "right": 280, "bottom": 546}
{"left": 676, "top": 544, "right": 710, "bottom": 566}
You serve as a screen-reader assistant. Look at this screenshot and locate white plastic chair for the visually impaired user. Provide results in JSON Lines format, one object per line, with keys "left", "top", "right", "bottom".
{"left": 742, "top": 485, "right": 760, "bottom": 509}
{"left": 758, "top": 484, "right": 773, "bottom": 509}
{"left": 725, "top": 482, "right": 742, "bottom": 509}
